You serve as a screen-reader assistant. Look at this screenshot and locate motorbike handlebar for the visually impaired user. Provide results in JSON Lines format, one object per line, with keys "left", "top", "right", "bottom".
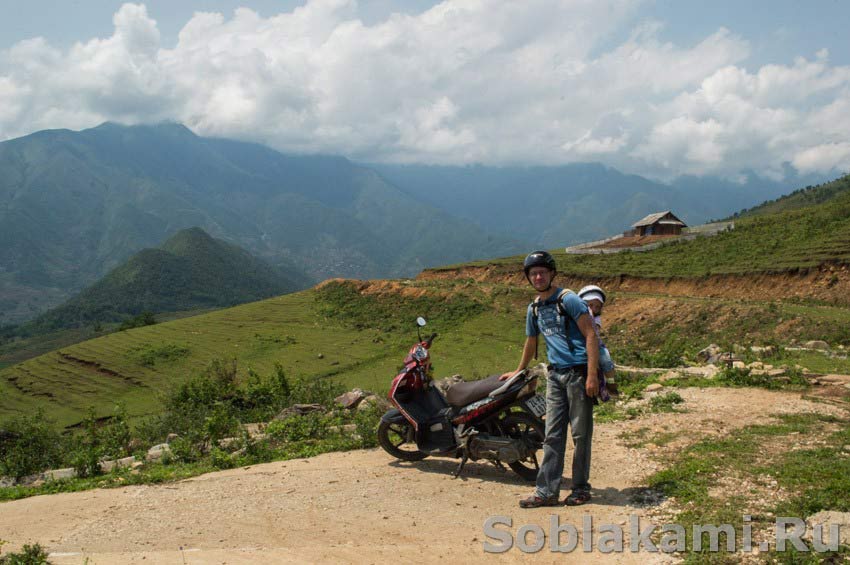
{"left": 426, "top": 333, "right": 437, "bottom": 347}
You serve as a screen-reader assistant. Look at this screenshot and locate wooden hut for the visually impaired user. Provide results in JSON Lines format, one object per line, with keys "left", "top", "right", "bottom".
{"left": 630, "top": 211, "right": 686, "bottom": 236}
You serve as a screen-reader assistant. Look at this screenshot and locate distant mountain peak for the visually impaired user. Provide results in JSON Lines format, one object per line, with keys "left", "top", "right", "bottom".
{"left": 162, "top": 227, "right": 217, "bottom": 255}
{"left": 89, "top": 121, "right": 198, "bottom": 137}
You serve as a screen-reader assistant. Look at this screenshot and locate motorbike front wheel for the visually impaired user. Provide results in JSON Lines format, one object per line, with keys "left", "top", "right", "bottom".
{"left": 377, "top": 419, "right": 428, "bottom": 462}
{"left": 500, "top": 412, "right": 545, "bottom": 481}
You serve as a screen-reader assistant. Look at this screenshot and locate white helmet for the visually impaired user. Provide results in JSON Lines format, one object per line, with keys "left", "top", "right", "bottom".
{"left": 578, "top": 284, "right": 606, "bottom": 304}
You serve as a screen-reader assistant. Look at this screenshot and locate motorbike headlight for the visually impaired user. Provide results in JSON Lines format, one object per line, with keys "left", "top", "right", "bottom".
{"left": 412, "top": 344, "right": 428, "bottom": 361}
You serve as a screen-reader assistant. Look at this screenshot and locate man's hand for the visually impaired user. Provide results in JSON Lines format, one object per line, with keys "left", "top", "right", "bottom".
{"left": 586, "top": 373, "right": 599, "bottom": 397}
{"left": 500, "top": 370, "right": 519, "bottom": 381}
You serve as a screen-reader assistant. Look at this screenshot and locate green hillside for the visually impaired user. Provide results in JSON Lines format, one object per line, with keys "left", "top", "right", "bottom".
{"left": 440, "top": 173, "right": 850, "bottom": 278}
{"left": 24, "top": 227, "right": 304, "bottom": 331}
{"left": 734, "top": 173, "right": 850, "bottom": 217}
{"left": 0, "top": 281, "right": 530, "bottom": 427}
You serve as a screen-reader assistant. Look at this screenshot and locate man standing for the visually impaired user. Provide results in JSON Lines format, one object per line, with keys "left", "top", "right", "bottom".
{"left": 500, "top": 251, "right": 599, "bottom": 507}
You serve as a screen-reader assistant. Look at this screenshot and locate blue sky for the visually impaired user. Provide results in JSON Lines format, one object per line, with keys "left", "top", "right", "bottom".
{"left": 1, "top": 0, "right": 849, "bottom": 180}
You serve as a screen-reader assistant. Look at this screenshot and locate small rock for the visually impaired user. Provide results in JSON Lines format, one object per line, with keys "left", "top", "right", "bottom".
{"left": 42, "top": 467, "right": 77, "bottom": 481}
{"left": 805, "top": 511, "right": 850, "bottom": 546}
{"left": 99, "top": 456, "right": 136, "bottom": 473}
{"left": 318, "top": 353, "right": 324, "bottom": 359}
{"left": 335, "top": 389, "right": 369, "bottom": 410}
{"left": 218, "top": 437, "right": 241, "bottom": 450}
{"left": 644, "top": 383, "right": 663, "bottom": 393}
{"left": 274, "top": 403, "right": 326, "bottom": 420}
{"left": 146, "top": 443, "right": 171, "bottom": 462}
{"left": 732, "top": 361, "right": 746, "bottom": 369}
{"left": 697, "top": 344, "right": 721, "bottom": 364}
{"left": 357, "top": 394, "right": 390, "bottom": 412}
{"left": 166, "top": 433, "right": 180, "bottom": 444}
{"left": 748, "top": 361, "right": 764, "bottom": 370}
{"left": 659, "top": 370, "right": 680, "bottom": 382}
{"left": 804, "top": 340, "right": 830, "bottom": 351}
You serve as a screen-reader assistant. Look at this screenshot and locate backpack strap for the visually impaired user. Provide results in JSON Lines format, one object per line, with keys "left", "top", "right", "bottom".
{"left": 530, "top": 289, "right": 577, "bottom": 357}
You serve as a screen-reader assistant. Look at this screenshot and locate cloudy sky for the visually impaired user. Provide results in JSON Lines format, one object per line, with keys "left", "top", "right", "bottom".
{"left": 2, "top": 0, "right": 849, "bottom": 181}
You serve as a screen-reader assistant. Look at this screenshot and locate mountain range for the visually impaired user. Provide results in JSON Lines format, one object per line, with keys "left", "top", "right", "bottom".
{"left": 368, "top": 163, "right": 828, "bottom": 247}
{"left": 0, "top": 123, "right": 522, "bottom": 324}
{"left": 0, "top": 122, "right": 830, "bottom": 324}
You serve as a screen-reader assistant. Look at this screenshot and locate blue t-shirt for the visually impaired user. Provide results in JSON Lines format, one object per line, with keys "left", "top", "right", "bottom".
{"left": 526, "top": 288, "right": 589, "bottom": 367}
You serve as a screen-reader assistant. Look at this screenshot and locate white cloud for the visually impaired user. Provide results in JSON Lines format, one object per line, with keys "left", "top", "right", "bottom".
{"left": 0, "top": 0, "right": 849, "bottom": 180}
{"left": 792, "top": 142, "right": 850, "bottom": 174}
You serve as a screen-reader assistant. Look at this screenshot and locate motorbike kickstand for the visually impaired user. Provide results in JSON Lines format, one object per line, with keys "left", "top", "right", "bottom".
{"left": 493, "top": 459, "right": 507, "bottom": 473}
{"left": 453, "top": 453, "right": 469, "bottom": 479}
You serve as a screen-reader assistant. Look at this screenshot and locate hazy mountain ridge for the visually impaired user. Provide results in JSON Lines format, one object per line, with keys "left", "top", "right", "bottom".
{"left": 0, "top": 123, "right": 524, "bottom": 323}
{"left": 26, "top": 227, "right": 304, "bottom": 331}
{"left": 368, "top": 163, "right": 830, "bottom": 246}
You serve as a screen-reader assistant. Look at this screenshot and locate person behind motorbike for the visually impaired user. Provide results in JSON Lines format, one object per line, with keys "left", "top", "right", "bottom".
{"left": 500, "top": 251, "right": 599, "bottom": 507}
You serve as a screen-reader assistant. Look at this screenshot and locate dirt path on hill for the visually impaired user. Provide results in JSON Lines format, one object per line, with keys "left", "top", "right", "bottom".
{"left": 0, "top": 388, "right": 846, "bottom": 564}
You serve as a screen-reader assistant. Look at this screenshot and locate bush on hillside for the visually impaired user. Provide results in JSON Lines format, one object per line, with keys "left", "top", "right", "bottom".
{"left": 0, "top": 411, "right": 63, "bottom": 480}
{"left": 137, "top": 358, "right": 342, "bottom": 459}
{"left": 118, "top": 311, "right": 157, "bottom": 331}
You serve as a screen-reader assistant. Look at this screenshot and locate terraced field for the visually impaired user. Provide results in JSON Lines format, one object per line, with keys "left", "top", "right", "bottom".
{"left": 0, "top": 286, "right": 529, "bottom": 427}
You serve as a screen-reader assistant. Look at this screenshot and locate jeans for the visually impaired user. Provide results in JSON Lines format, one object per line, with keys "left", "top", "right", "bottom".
{"left": 599, "top": 346, "right": 615, "bottom": 374}
{"left": 535, "top": 366, "right": 594, "bottom": 499}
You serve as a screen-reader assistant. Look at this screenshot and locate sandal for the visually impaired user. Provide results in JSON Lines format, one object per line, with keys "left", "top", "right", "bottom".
{"left": 519, "top": 495, "right": 560, "bottom": 509}
{"left": 564, "top": 490, "right": 592, "bottom": 506}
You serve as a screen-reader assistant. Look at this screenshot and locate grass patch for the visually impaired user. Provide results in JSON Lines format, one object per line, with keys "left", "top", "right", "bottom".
{"left": 314, "top": 279, "right": 486, "bottom": 332}
{"left": 644, "top": 412, "right": 850, "bottom": 559}
{"left": 127, "top": 342, "right": 190, "bottom": 367}
{"left": 716, "top": 366, "right": 809, "bottom": 390}
{"left": 649, "top": 391, "right": 685, "bottom": 412}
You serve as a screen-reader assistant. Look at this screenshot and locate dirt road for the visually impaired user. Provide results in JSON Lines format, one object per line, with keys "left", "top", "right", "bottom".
{"left": 0, "top": 388, "right": 844, "bottom": 564}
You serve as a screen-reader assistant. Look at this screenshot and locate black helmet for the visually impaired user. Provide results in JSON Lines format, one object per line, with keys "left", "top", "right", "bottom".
{"left": 523, "top": 250, "right": 557, "bottom": 277}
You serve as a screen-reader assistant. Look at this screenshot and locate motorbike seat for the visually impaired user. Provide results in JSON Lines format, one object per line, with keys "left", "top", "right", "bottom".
{"left": 445, "top": 375, "right": 505, "bottom": 408}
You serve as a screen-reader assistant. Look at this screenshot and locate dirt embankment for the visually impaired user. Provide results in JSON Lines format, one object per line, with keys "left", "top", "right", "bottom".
{"left": 418, "top": 263, "right": 850, "bottom": 305}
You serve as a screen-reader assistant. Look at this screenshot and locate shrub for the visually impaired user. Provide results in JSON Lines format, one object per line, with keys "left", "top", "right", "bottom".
{"left": 98, "top": 405, "right": 132, "bottom": 459}
{"left": 69, "top": 408, "right": 102, "bottom": 478}
{"left": 649, "top": 391, "right": 685, "bottom": 412}
{"left": 0, "top": 411, "right": 63, "bottom": 480}
{"left": 266, "top": 413, "right": 329, "bottom": 442}
{"left": 118, "top": 311, "right": 157, "bottom": 331}
{"left": 128, "top": 343, "right": 190, "bottom": 367}
{"left": 0, "top": 543, "right": 49, "bottom": 564}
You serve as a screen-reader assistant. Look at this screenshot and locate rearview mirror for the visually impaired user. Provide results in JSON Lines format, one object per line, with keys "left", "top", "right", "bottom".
{"left": 416, "top": 317, "right": 427, "bottom": 327}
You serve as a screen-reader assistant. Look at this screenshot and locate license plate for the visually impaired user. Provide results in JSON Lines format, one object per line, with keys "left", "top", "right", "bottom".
{"left": 525, "top": 394, "right": 546, "bottom": 418}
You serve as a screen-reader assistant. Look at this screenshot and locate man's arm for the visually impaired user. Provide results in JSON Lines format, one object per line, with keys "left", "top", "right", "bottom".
{"left": 500, "top": 335, "right": 537, "bottom": 380}
{"left": 576, "top": 313, "right": 599, "bottom": 397}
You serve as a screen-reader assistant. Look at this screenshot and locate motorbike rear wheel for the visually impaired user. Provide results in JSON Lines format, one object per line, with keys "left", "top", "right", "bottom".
{"left": 378, "top": 419, "right": 428, "bottom": 461}
{"left": 500, "top": 412, "right": 545, "bottom": 481}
